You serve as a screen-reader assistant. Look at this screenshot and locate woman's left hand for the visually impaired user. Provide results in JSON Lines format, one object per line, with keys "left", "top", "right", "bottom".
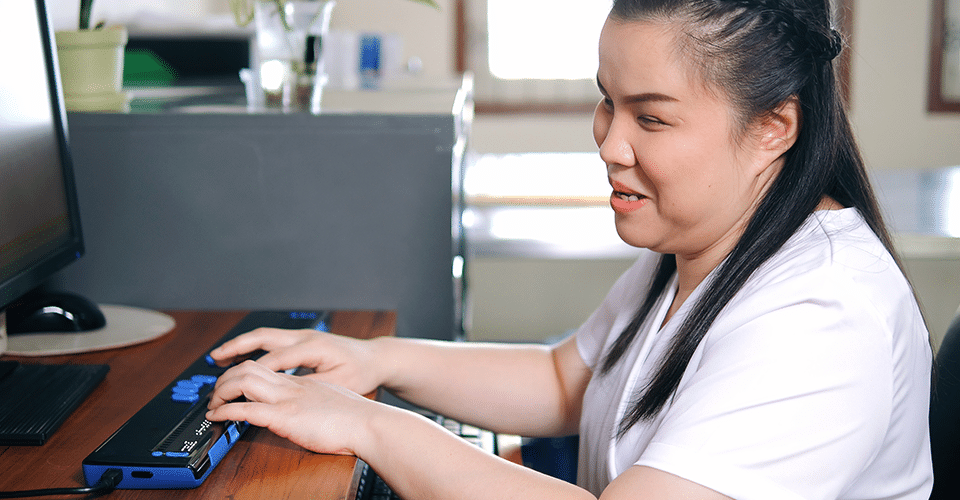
{"left": 206, "top": 359, "right": 373, "bottom": 455}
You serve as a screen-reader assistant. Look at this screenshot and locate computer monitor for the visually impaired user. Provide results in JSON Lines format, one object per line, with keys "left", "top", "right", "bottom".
{"left": 1, "top": 0, "right": 173, "bottom": 356}
{"left": 0, "top": 0, "right": 92, "bottom": 336}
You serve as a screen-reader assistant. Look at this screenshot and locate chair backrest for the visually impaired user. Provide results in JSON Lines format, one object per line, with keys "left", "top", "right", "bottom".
{"left": 930, "top": 312, "right": 960, "bottom": 499}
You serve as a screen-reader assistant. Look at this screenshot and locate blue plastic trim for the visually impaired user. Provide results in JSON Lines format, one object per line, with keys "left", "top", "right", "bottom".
{"left": 82, "top": 422, "right": 246, "bottom": 489}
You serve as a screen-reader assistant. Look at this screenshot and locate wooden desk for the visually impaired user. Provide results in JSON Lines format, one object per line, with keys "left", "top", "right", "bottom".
{"left": 0, "top": 309, "right": 395, "bottom": 499}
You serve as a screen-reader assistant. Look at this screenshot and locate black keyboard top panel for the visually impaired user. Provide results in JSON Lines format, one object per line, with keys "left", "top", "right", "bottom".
{"left": 0, "top": 362, "right": 110, "bottom": 446}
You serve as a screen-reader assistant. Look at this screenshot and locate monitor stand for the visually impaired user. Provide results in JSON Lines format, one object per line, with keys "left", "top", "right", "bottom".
{"left": 1, "top": 305, "right": 175, "bottom": 357}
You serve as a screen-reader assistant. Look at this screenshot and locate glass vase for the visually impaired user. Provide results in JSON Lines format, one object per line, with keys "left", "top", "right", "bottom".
{"left": 251, "top": 0, "right": 335, "bottom": 112}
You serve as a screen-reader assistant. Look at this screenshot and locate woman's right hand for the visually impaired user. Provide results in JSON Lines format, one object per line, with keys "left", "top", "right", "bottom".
{"left": 208, "top": 327, "right": 385, "bottom": 397}
{"left": 206, "top": 359, "right": 381, "bottom": 456}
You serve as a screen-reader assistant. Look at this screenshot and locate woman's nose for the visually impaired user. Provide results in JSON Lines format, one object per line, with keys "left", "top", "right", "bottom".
{"left": 596, "top": 116, "right": 636, "bottom": 168}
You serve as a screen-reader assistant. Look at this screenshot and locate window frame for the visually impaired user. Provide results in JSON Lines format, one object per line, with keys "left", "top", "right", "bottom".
{"left": 928, "top": 0, "right": 960, "bottom": 112}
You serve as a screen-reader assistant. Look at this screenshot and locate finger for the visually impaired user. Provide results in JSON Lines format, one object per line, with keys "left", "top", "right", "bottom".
{"left": 210, "top": 328, "right": 291, "bottom": 363}
{"left": 207, "top": 360, "right": 281, "bottom": 409}
{"left": 206, "top": 399, "right": 261, "bottom": 423}
{"left": 253, "top": 346, "right": 314, "bottom": 373}
{"left": 205, "top": 400, "right": 280, "bottom": 429}
{"left": 206, "top": 377, "right": 246, "bottom": 411}
{"left": 208, "top": 333, "right": 263, "bottom": 364}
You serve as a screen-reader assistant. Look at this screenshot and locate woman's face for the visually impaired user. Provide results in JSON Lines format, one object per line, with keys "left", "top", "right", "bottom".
{"left": 594, "top": 17, "right": 781, "bottom": 261}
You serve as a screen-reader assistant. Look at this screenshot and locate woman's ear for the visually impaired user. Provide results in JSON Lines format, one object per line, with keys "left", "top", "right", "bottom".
{"left": 758, "top": 98, "right": 801, "bottom": 159}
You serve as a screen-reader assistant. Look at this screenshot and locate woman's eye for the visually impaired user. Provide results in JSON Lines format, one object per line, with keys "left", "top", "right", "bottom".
{"left": 638, "top": 115, "right": 667, "bottom": 127}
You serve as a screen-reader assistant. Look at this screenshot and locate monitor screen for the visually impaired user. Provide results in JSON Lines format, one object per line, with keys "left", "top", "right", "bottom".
{"left": 0, "top": 0, "right": 84, "bottom": 312}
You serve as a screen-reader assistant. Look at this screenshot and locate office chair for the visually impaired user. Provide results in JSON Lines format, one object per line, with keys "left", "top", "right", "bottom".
{"left": 930, "top": 310, "right": 960, "bottom": 500}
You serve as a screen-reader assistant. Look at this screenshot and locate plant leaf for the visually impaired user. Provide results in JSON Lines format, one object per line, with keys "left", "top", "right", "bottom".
{"left": 79, "top": 0, "right": 94, "bottom": 30}
{"left": 406, "top": 0, "right": 440, "bottom": 8}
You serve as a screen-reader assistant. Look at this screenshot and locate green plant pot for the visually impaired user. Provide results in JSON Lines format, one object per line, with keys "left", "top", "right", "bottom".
{"left": 55, "top": 26, "right": 128, "bottom": 111}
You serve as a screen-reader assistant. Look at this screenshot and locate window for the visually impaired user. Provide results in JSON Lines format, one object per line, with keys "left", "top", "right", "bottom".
{"left": 486, "top": 0, "right": 611, "bottom": 80}
{"left": 458, "top": 0, "right": 610, "bottom": 112}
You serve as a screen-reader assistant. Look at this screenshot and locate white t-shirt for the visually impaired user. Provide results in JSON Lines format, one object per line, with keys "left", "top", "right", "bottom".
{"left": 576, "top": 208, "right": 933, "bottom": 500}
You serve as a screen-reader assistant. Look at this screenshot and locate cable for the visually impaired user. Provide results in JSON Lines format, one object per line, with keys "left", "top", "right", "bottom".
{"left": 0, "top": 469, "right": 122, "bottom": 498}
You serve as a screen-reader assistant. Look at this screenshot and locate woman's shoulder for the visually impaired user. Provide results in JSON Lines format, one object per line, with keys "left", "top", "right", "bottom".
{"left": 750, "top": 208, "right": 904, "bottom": 293}
{"left": 722, "top": 207, "right": 922, "bottom": 341}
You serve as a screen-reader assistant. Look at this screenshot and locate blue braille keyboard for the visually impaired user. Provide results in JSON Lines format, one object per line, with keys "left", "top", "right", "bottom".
{"left": 82, "top": 310, "right": 330, "bottom": 489}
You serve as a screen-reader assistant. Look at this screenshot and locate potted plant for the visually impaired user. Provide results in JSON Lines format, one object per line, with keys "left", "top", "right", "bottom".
{"left": 55, "top": 0, "right": 129, "bottom": 112}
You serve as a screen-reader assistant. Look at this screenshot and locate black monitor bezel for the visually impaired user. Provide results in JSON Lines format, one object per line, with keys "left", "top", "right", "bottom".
{"left": 0, "top": 0, "right": 86, "bottom": 312}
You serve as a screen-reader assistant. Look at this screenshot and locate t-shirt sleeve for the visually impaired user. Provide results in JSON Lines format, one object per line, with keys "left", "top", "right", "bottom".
{"left": 575, "top": 250, "right": 660, "bottom": 371}
{"left": 635, "top": 276, "right": 895, "bottom": 500}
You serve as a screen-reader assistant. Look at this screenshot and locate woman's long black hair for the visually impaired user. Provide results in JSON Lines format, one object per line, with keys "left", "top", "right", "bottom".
{"left": 599, "top": 0, "right": 900, "bottom": 436}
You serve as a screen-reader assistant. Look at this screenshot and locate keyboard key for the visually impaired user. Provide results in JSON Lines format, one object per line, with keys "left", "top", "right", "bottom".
{"left": 172, "top": 392, "right": 200, "bottom": 403}
{"left": 191, "top": 374, "right": 218, "bottom": 385}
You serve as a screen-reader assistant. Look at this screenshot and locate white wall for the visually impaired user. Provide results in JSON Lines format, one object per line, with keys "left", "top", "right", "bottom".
{"left": 849, "top": 0, "right": 960, "bottom": 171}
{"left": 465, "top": 258, "right": 635, "bottom": 342}
{"left": 470, "top": 113, "right": 597, "bottom": 154}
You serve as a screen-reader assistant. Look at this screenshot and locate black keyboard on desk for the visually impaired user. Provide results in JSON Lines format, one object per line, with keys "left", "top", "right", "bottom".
{"left": 82, "top": 310, "right": 330, "bottom": 489}
{"left": 0, "top": 361, "right": 109, "bottom": 446}
{"left": 355, "top": 414, "right": 498, "bottom": 500}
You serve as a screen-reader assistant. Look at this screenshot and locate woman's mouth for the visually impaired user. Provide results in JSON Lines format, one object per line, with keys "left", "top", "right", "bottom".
{"left": 609, "top": 180, "right": 648, "bottom": 213}
{"left": 614, "top": 191, "right": 644, "bottom": 202}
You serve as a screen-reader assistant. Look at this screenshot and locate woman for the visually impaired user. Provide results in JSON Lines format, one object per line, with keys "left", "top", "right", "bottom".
{"left": 206, "top": 0, "right": 934, "bottom": 498}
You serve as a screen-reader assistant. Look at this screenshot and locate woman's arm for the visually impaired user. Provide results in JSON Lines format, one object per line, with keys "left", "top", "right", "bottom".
{"left": 601, "top": 467, "right": 732, "bottom": 500}
{"left": 361, "top": 401, "right": 594, "bottom": 500}
{"left": 209, "top": 327, "right": 591, "bottom": 437}
{"left": 372, "top": 333, "right": 591, "bottom": 436}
